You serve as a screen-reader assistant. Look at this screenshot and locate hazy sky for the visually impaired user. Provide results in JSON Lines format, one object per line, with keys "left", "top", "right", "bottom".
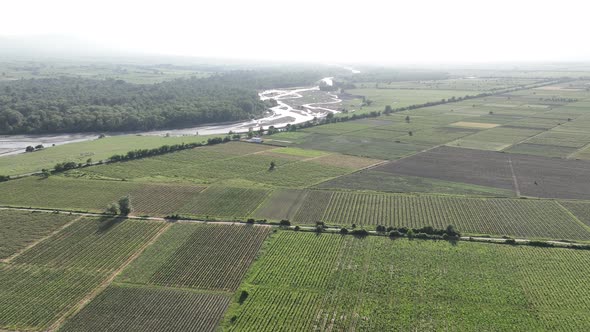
{"left": 1, "top": 0, "right": 589, "bottom": 64}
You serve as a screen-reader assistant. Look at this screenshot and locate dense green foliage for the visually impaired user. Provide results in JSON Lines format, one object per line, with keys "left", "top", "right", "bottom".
{"left": 0, "top": 76, "right": 265, "bottom": 134}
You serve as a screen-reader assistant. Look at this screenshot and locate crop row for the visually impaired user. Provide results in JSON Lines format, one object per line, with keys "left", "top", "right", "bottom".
{"left": 0, "top": 264, "right": 104, "bottom": 331}
{"left": 223, "top": 231, "right": 590, "bottom": 331}
{"left": 14, "top": 218, "right": 165, "bottom": 273}
{"left": 292, "top": 190, "right": 333, "bottom": 223}
{"left": 121, "top": 223, "right": 271, "bottom": 291}
{"left": 322, "top": 192, "right": 590, "bottom": 240}
{"left": 179, "top": 186, "right": 270, "bottom": 218}
{"left": 60, "top": 285, "right": 231, "bottom": 332}
{"left": 0, "top": 210, "right": 78, "bottom": 260}
{"left": 130, "top": 184, "right": 206, "bottom": 216}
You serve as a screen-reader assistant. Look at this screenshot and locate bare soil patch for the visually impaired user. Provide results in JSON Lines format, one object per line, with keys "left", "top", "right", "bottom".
{"left": 451, "top": 121, "right": 500, "bottom": 129}
{"left": 374, "top": 146, "right": 590, "bottom": 199}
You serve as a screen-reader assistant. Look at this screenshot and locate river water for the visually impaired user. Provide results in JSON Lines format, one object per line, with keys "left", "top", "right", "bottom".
{"left": 0, "top": 77, "right": 345, "bottom": 157}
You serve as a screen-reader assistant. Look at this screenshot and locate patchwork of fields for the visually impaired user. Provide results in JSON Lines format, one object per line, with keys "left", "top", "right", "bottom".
{"left": 223, "top": 232, "right": 590, "bottom": 331}
{"left": 1, "top": 78, "right": 590, "bottom": 331}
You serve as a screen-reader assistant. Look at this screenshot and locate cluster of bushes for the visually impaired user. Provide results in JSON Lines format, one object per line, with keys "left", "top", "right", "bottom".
{"left": 25, "top": 144, "right": 44, "bottom": 152}
{"left": 246, "top": 218, "right": 268, "bottom": 224}
{"left": 388, "top": 225, "right": 461, "bottom": 239}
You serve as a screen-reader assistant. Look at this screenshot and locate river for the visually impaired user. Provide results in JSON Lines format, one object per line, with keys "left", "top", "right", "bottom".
{"left": 0, "top": 68, "right": 358, "bottom": 157}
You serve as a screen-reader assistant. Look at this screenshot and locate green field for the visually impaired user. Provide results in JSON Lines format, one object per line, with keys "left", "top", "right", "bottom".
{"left": 0, "top": 217, "right": 166, "bottom": 331}
{"left": 118, "top": 223, "right": 271, "bottom": 291}
{"left": 0, "top": 210, "right": 78, "bottom": 260}
{"left": 0, "top": 134, "right": 219, "bottom": 177}
{"left": 222, "top": 232, "right": 590, "bottom": 331}
{"left": 59, "top": 284, "right": 230, "bottom": 332}
{"left": 321, "top": 192, "right": 590, "bottom": 240}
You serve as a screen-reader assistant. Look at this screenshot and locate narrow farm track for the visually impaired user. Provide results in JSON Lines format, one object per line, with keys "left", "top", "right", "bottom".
{"left": 46, "top": 222, "right": 173, "bottom": 332}
{"left": 507, "top": 156, "right": 521, "bottom": 197}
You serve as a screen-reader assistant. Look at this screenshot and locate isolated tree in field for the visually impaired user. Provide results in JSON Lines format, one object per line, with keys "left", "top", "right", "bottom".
{"left": 25, "top": 146, "right": 35, "bottom": 152}
{"left": 106, "top": 203, "right": 119, "bottom": 215}
{"left": 405, "top": 115, "right": 410, "bottom": 123}
{"left": 118, "top": 196, "right": 131, "bottom": 215}
{"left": 408, "top": 131, "right": 413, "bottom": 136}
{"left": 269, "top": 161, "right": 276, "bottom": 171}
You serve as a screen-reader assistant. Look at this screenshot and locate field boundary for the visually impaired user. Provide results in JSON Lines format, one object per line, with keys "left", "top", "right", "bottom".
{"left": 46, "top": 222, "right": 172, "bottom": 332}
{"left": 555, "top": 201, "right": 590, "bottom": 234}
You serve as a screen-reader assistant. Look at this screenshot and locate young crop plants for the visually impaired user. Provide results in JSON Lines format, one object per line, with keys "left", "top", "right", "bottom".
{"left": 222, "top": 231, "right": 590, "bottom": 331}
{"left": 60, "top": 284, "right": 231, "bottom": 332}
{"left": 243, "top": 160, "right": 351, "bottom": 188}
{"left": 0, "top": 210, "right": 78, "bottom": 260}
{"left": 252, "top": 189, "right": 309, "bottom": 221}
{"left": 322, "top": 192, "right": 590, "bottom": 240}
{"left": 13, "top": 217, "right": 166, "bottom": 272}
{"left": 129, "top": 183, "right": 206, "bottom": 216}
{"left": 0, "top": 176, "right": 142, "bottom": 212}
{"left": 119, "top": 223, "right": 271, "bottom": 291}
{"left": 0, "top": 264, "right": 105, "bottom": 331}
{"left": 178, "top": 186, "right": 270, "bottom": 218}
{"left": 292, "top": 190, "right": 333, "bottom": 224}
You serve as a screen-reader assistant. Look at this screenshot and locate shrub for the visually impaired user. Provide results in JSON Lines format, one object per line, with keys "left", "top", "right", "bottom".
{"left": 351, "top": 229, "right": 369, "bottom": 237}
{"left": 238, "top": 290, "right": 249, "bottom": 304}
{"left": 340, "top": 228, "right": 348, "bottom": 234}
{"left": 389, "top": 230, "right": 402, "bottom": 237}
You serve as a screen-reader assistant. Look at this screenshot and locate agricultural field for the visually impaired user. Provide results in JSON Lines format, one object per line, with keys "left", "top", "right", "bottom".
{"left": 118, "top": 223, "right": 271, "bottom": 291}
{"left": 178, "top": 186, "right": 270, "bottom": 218}
{"left": 316, "top": 170, "right": 515, "bottom": 197}
{"left": 60, "top": 284, "right": 230, "bottom": 332}
{"left": 252, "top": 189, "right": 309, "bottom": 221}
{"left": 321, "top": 192, "right": 590, "bottom": 240}
{"left": 377, "top": 146, "right": 590, "bottom": 199}
{"left": 0, "top": 216, "right": 166, "bottom": 331}
{"left": 12, "top": 217, "right": 166, "bottom": 272}
{"left": 0, "top": 134, "right": 218, "bottom": 177}
{"left": 360, "top": 77, "right": 543, "bottom": 91}
{"left": 222, "top": 232, "right": 590, "bottom": 331}
{"left": 2, "top": 72, "right": 590, "bottom": 332}
{"left": 560, "top": 201, "right": 590, "bottom": 227}
{"left": 0, "top": 176, "right": 142, "bottom": 212}
{"left": 0, "top": 210, "right": 79, "bottom": 260}
{"left": 291, "top": 190, "right": 334, "bottom": 224}
{"left": 340, "top": 88, "right": 476, "bottom": 115}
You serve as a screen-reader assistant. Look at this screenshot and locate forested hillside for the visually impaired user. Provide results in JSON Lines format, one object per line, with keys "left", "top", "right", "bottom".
{"left": 0, "top": 74, "right": 269, "bottom": 134}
